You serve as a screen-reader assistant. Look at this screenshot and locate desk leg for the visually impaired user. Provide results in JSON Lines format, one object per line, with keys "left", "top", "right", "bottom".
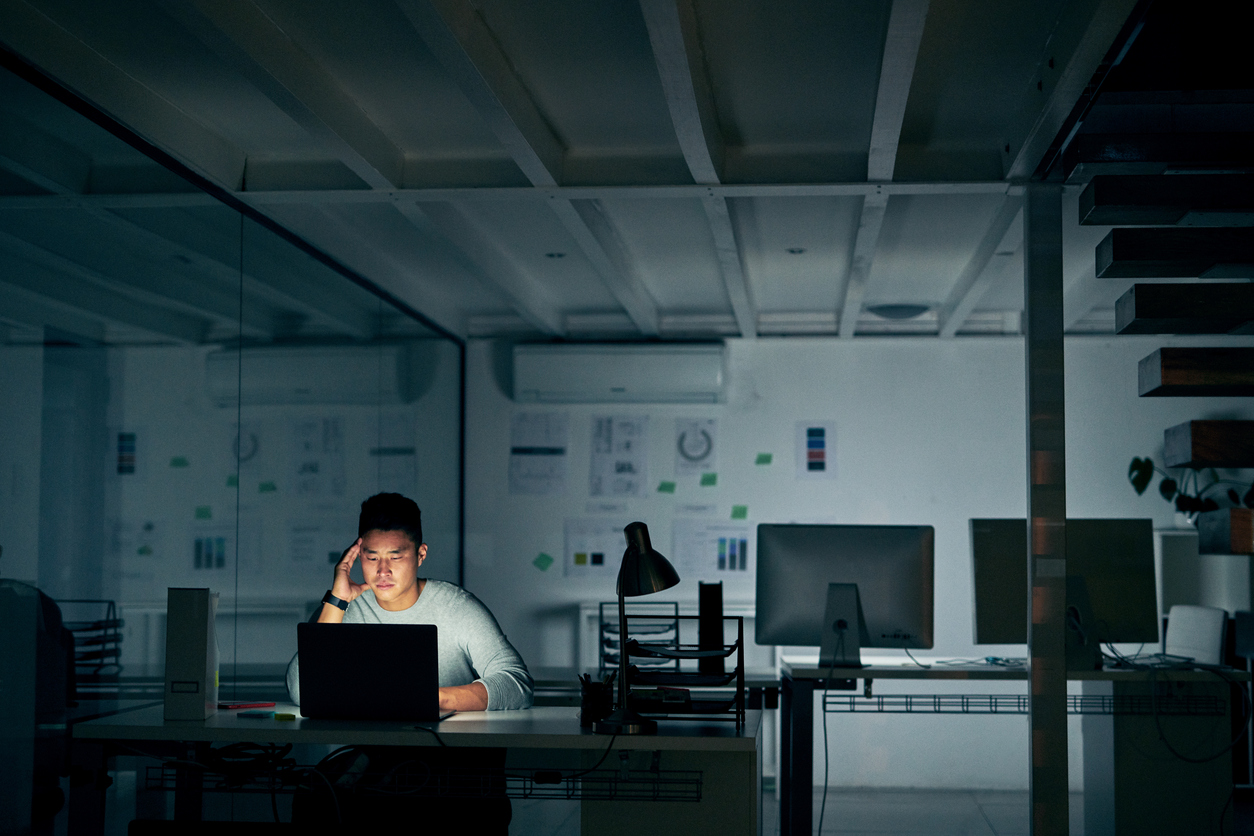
{"left": 780, "top": 676, "right": 813, "bottom": 836}
{"left": 173, "top": 743, "right": 206, "bottom": 822}
{"left": 67, "top": 741, "right": 109, "bottom": 836}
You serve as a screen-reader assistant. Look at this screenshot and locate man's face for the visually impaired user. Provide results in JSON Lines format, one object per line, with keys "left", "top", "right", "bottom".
{"left": 359, "top": 528, "right": 426, "bottom": 611}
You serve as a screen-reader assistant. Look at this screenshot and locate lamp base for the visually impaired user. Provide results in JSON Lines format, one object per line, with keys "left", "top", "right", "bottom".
{"left": 593, "top": 707, "right": 657, "bottom": 735}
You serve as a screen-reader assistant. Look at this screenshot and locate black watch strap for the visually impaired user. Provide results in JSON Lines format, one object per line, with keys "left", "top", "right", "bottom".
{"left": 322, "top": 590, "right": 349, "bottom": 611}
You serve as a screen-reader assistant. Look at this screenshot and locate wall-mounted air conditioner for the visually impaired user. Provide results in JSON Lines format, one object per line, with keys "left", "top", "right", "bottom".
{"left": 206, "top": 343, "right": 434, "bottom": 406}
{"left": 513, "top": 343, "right": 724, "bottom": 403}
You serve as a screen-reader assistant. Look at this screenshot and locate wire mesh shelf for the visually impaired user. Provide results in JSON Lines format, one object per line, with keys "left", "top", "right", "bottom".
{"left": 57, "top": 598, "right": 124, "bottom": 676}
{"left": 145, "top": 765, "right": 702, "bottom": 802}
{"left": 822, "top": 693, "right": 1226, "bottom": 716}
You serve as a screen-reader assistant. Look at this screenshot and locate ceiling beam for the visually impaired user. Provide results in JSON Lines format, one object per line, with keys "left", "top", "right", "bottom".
{"left": 553, "top": 199, "right": 660, "bottom": 336}
{"left": 0, "top": 180, "right": 1015, "bottom": 211}
{"left": 0, "top": 125, "right": 280, "bottom": 339}
{"left": 409, "top": 202, "right": 565, "bottom": 335}
{"left": 837, "top": 0, "right": 929, "bottom": 338}
{"left": 397, "top": 0, "right": 563, "bottom": 187}
{"left": 867, "top": 0, "right": 929, "bottom": 181}
{"left": 402, "top": 0, "right": 660, "bottom": 335}
{"left": 0, "top": 283, "right": 104, "bottom": 343}
{"left": 0, "top": 244, "right": 207, "bottom": 343}
{"left": 108, "top": 207, "right": 376, "bottom": 339}
{"left": 14, "top": 220, "right": 277, "bottom": 339}
{"left": 0, "top": 111, "right": 91, "bottom": 194}
{"left": 1002, "top": 0, "right": 1140, "bottom": 180}
{"left": 937, "top": 194, "right": 1024, "bottom": 338}
{"left": 266, "top": 204, "right": 468, "bottom": 339}
{"left": 639, "top": 0, "right": 722, "bottom": 185}
{"left": 159, "top": 0, "right": 404, "bottom": 189}
{"left": 700, "top": 195, "right": 755, "bottom": 337}
{"left": 640, "top": 0, "right": 755, "bottom": 336}
{"left": 0, "top": 0, "right": 247, "bottom": 188}
{"left": 837, "top": 192, "right": 888, "bottom": 338}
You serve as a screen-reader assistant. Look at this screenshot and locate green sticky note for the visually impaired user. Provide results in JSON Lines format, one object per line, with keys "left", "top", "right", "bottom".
{"left": 657, "top": 481, "right": 676, "bottom": 494}
{"left": 226, "top": 474, "right": 238, "bottom": 487}
{"left": 533, "top": 553, "right": 554, "bottom": 571}
{"left": 755, "top": 453, "right": 773, "bottom": 466}
{"left": 194, "top": 506, "right": 212, "bottom": 520}
{"left": 170, "top": 456, "right": 190, "bottom": 468}
{"left": 258, "top": 481, "right": 277, "bottom": 493}
{"left": 730, "top": 505, "right": 748, "bottom": 520}
{"left": 700, "top": 472, "right": 718, "bottom": 487}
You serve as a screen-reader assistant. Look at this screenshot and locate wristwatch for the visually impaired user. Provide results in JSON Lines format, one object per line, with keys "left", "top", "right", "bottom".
{"left": 322, "top": 590, "right": 349, "bottom": 611}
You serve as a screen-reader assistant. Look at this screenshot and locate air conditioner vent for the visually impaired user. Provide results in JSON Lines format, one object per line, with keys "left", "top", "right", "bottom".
{"left": 513, "top": 344, "right": 724, "bottom": 403}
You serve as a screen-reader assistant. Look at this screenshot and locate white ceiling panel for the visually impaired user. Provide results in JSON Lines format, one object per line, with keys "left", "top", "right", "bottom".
{"left": 597, "top": 197, "right": 727, "bottom": 312}
{"left": 866, "top": 193, "right": 1009, "bottom": 306}
{"left": 739, "top": 195, "right": 862, "bottom": 314}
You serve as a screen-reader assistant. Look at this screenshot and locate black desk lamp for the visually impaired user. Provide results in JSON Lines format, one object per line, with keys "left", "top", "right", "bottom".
{"left": 594, "top": 521, "right": 680, "bottom": 735}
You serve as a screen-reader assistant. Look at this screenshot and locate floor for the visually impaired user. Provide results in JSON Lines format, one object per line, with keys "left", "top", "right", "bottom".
{"left": 89, "top": 777, "right": 1254, "bottom": 835}
{"left": 508, "top": 787, "right": 1083, "bottom": 835}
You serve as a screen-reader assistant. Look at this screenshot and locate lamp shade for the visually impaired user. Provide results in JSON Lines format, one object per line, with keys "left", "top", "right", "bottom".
{"left": 617, "top": 521, "right": 680, "bottom": 597}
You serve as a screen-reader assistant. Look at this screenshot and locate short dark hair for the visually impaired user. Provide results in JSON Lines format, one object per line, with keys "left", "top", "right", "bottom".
{"left": 358, "top": 493, "right": 422, "bottom": 545}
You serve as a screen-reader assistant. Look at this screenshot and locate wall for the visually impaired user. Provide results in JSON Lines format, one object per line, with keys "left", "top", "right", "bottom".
{"left": 97, "top": 340, "right": 461, "bottom": 667}
{"left": 463, "top": 333, "right": 1254, "bottom": 790}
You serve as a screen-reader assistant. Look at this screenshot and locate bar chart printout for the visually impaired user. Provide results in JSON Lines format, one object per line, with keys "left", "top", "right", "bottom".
{"left": 673, "top": 519, "right": 754, "bottom": 581}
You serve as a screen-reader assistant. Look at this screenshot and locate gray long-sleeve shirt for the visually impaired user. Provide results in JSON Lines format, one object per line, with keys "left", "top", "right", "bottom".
{"left": 286, "top": 579, "right": 533, "bottom": 710}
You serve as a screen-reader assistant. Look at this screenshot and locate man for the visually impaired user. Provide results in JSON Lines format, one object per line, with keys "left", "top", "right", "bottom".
{"left": 286, "top": 492, "right": 532, "bottom": 711}
{"left": 286, "top": 494, "right": 527, "bottom": 831}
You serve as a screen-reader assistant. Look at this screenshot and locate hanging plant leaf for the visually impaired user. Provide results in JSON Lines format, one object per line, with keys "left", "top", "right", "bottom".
{"left": 1159, "top": 478, "right": 1178, "bottom": 502}
{"left": 1201, "top": 497, "right": 1221, "bottom": 512}
{"left": 1229, "top": 489, "right": 1241, "bottom": 505}
{"left": 1128, "top": 457, "right": 1154, "bottom": 495}
{"left": 1176, "top": 494, "right": 1200, "bottom": 513}
{"left": 1244, "top": 484, "right": 1254, "bottom": 509}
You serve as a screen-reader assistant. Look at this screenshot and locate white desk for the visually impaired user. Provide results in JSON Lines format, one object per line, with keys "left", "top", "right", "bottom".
{"left": 71, "top": 704, "right": 763, "bottom": 835}
{"left": 779, "top": 662, "right": 1240, "bottom": 836}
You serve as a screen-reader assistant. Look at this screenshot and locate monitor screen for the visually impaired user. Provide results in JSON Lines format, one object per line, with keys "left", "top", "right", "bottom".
{"left": 970, "top": 518, "right": 1158, "bottom": 645}
{"left": 755, "top": 524, "right": 934, "bottom": 650}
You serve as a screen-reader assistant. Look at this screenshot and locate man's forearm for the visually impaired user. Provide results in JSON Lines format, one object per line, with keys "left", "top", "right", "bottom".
{"left": 316, "top": 602, "right": 346, "bottom": 623}
{"left": 439, "top": 681, "right": 489, "bottom": 712}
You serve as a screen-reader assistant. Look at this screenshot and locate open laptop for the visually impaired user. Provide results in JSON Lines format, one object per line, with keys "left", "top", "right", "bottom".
{"left": 297, "top": 622, "right": 452, "bottom": 722}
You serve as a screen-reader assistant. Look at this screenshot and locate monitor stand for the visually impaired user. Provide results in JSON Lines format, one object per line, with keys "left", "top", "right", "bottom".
{"left": 818, "top": 583, "right": 868, "bottom": 669}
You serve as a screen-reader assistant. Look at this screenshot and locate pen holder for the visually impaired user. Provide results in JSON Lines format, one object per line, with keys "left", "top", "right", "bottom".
{"left": 579, "top": 678, "right": 614, "bottom": 727}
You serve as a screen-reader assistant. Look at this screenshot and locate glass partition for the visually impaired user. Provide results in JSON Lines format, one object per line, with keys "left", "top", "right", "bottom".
{"left": 0, "top": 60, "right": 463, "bottom": 696}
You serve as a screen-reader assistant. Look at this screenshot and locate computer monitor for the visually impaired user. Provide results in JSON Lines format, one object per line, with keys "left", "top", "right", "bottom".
{"left": 755, "top": 524, "right": 934, "bottom": 666}
{"left": 970, "top": 518, "right": 1159, "bottom": 646}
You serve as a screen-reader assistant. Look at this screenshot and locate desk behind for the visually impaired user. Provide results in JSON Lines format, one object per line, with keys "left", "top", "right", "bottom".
{"left": 777, "top": 660, "right": 1246, "bottom": 836}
